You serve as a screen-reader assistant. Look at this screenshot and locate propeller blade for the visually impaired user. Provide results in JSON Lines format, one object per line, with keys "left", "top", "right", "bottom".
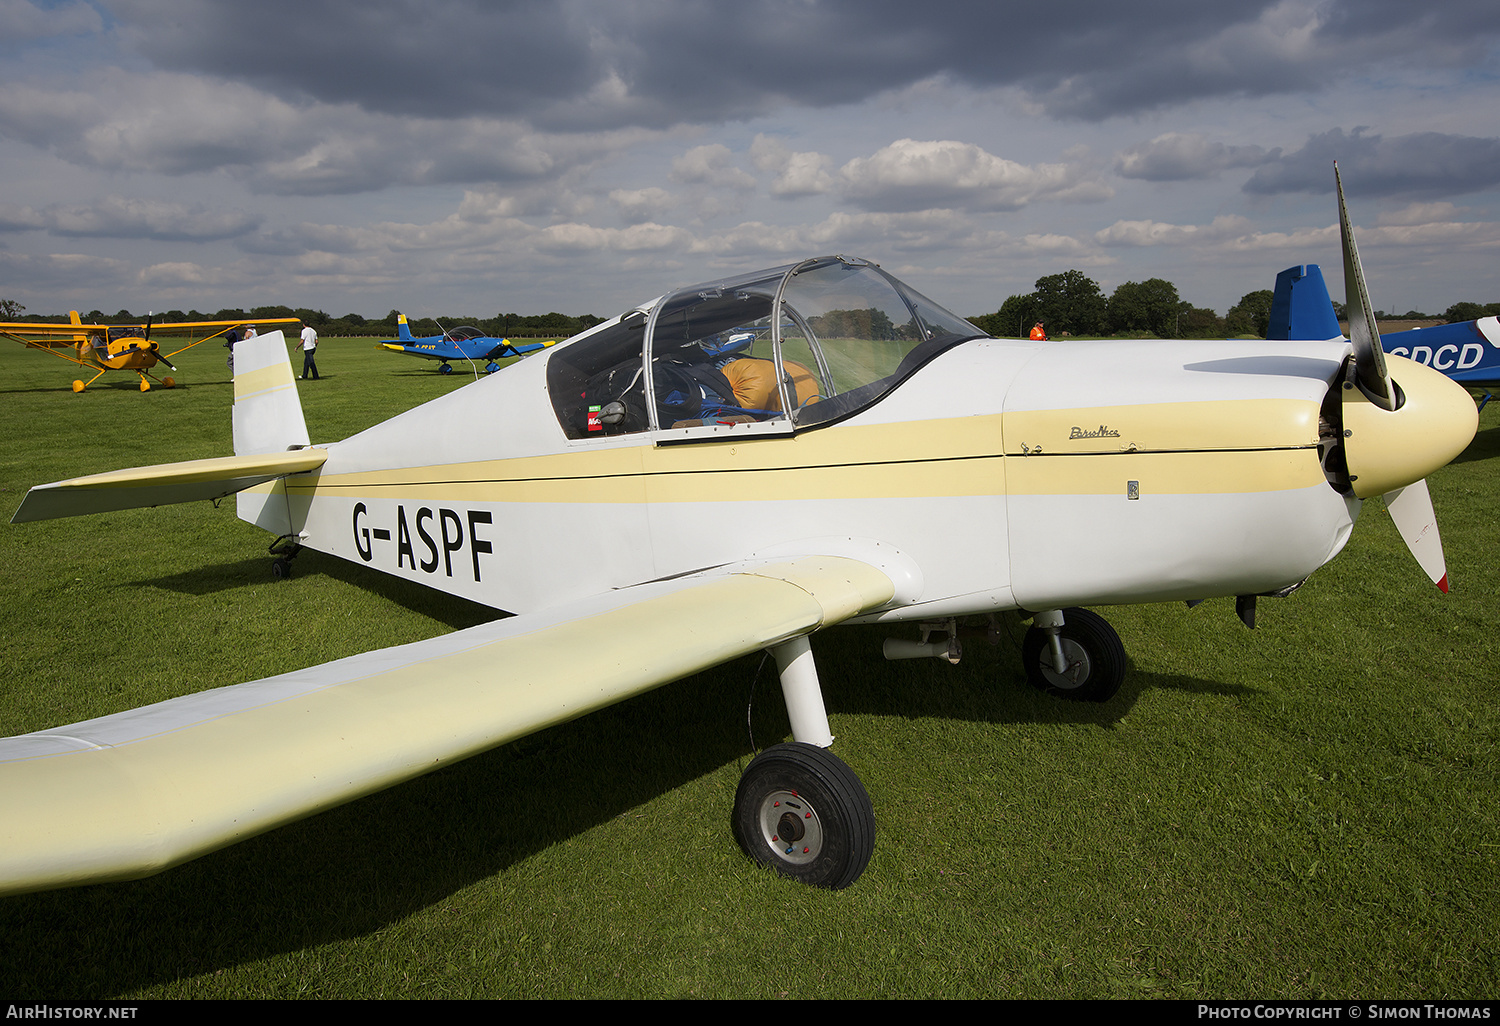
{"left": 1336, "top": 162, "right": 1395, "bottom": 411}
{"left": 1383, "top": 478, "right": 1449, "bottom": 593}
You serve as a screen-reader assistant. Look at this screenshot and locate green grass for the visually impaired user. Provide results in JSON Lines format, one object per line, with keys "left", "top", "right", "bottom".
{"left": 0, "top": 337, "right": 1495, "bottom": 998}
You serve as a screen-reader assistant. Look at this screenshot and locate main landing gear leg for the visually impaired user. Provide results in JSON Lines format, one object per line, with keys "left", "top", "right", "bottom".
{"left": 732, "top": 635, "right": 876, "bottom": 890}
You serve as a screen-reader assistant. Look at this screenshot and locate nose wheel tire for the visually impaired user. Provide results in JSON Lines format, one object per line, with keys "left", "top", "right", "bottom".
{"left": 1021, "top": 607, "right": 1126, "bottom": 702}
{"left": 732, "top": 742, "right": 875, "bottom": 890}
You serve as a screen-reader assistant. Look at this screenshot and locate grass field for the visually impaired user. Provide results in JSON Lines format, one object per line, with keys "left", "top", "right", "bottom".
{"left": 0, "top": 335, "right": 1495, "bottom": 999}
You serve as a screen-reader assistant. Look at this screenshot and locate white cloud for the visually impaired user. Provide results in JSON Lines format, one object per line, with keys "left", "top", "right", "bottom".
{"left": 1114, "top": 133, "right": 1270, "bottom": 180}
{"left": 839, "top": 139, "right": 1113, "bottom": 213}
{"left": 1376, "top": 202, "right": 1468, "bottom": 227}
{"left": 750, "top": 135, "right": 834, "bottom": 198}
{"left": 1095, "top": 215, "right": 1254, "bottom": 247}
{"left": 609, "top": 187, "right": 675, "bottom": 223}
{"left": 670, "top": 144, "right": 756, "bottom": 190}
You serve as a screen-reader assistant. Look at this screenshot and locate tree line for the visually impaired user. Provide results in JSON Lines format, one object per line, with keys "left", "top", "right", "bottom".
{"left": 0, "top": 301, "right": 606, "bottom": 339}
{"left": 7, "top": 280, "right": 1499, "bottom": 342}
{"left": 968, "top": 271, "right": 1500, "bottom": 339}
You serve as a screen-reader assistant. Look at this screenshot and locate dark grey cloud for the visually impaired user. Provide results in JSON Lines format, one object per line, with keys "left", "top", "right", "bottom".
{"left": 101, "top": 0, "right": 1500, "bottom": 128}
{"left": 0, "top": 0, "right": 101, "bottom": 45}
{"left": 0, "top": 196, "right": 260, "bottom": 241}
{"left": 1243, "top": 128, "right": 1500, "bottom": 199}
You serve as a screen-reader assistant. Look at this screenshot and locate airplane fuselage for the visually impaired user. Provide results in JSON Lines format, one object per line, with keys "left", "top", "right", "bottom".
{"left": 1381, "top": 315, "right": 1500, "bottom": 388}
{"left": 242, "top": 336, "right": 1362, "bottom": 622}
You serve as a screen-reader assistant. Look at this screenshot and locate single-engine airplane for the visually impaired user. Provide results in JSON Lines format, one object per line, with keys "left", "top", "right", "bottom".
{"left": 0, "top": 167, "right": 1479, "bottom": 896}
{"left": 1270, "top": 263, "right": 1500, "bottom": 409}
{"left": 0, "top": 312, "right": 301, "bottom": 392}
{"left": 379, "top": 313, "right": 555, "bottom": 374}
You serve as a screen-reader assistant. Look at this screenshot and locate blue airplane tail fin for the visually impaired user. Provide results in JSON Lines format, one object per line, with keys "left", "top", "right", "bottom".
{"left": 1268, "top": 264, "right": 1343, "bottom": 341}
{"left": 397, "top": 314, "right": 414, "bottom": 342}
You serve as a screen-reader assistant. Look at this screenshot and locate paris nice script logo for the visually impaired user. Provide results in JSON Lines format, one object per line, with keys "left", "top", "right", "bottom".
{"left": 1069, "top": 424, "right": 1120, "bottom": 439}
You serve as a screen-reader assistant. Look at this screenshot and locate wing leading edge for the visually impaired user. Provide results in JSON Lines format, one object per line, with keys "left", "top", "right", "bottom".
{"left": 0, "top": 555, "right": 894, "bottom": 896}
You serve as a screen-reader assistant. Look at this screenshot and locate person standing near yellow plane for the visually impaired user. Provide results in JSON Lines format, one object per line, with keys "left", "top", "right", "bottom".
{"left": 294, "top": 321, "right": 320, "bottom": 380}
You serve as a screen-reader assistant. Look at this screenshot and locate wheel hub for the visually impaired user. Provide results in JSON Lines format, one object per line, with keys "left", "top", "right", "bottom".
{"left": 1039, "top": 638, "right": 1091, "bottom": 689}
{"left": 758, "top": 790, "right": 822, "bottom": 865}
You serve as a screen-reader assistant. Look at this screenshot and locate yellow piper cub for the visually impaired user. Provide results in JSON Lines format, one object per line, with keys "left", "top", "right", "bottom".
{"left": 1, "top": 171, "right": 1477, "bottom": 894}
{"left": 0, "top": 311, "right": 300, "bottom": 391}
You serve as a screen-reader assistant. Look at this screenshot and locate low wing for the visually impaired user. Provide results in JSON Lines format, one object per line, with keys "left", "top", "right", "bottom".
{"left": 11, "top": 450, "right": 328, "bottom": 523}
{"left": 0, "top": 555, "right": 893, "bottom": 895}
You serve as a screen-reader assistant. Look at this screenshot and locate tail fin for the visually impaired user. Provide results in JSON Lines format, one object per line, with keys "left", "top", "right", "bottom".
{"left": 68, "top": 311, "right": 86, "bottom": 345}
{"left": 1268, "top": 264, "right": 1342, "bottom": 341}
{"left": 397, "top": 313, "right": 413, "bottom": 341}
{"left": 232, "top": 331, "right": 310, "bottom": 456}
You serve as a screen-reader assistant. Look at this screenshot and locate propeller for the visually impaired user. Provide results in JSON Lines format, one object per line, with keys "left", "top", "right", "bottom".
{"left": 1336, "top": 164, "right": 1394, "bottom": 412}
{"left": 142, "top": 311, "right": 178, "bottom": 370}
{"left": 1333, "top": 163, "right": 1476, "bottom": 591}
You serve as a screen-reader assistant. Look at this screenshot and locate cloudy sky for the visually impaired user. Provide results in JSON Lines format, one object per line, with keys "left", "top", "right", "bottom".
{"left": 2, "top": 0, "right": 1498, "bottom": 323}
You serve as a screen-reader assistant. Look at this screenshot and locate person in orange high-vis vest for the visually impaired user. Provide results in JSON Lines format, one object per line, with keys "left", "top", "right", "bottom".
{"left": 1029, "top": 321, "right": 1047, "bottom": 340}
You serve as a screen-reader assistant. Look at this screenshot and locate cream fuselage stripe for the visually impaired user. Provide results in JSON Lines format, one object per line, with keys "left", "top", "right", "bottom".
{"left": 292, "top": 405, "right": 1325, "bottom": 504}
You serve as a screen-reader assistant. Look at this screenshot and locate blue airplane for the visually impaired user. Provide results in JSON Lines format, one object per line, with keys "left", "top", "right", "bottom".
{"left": 1269, "top": 264, "right": 1500, "bottom": 409}
{"left": 378, "top": 313, "right": 556, "bottom": 374}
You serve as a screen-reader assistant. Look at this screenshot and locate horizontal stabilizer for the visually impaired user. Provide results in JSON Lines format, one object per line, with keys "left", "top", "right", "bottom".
{"left": 0, "top": 555, "right": 893, "bottom": 895}
{"left": 10, "top": 450, "right": 328, "bottom": 524}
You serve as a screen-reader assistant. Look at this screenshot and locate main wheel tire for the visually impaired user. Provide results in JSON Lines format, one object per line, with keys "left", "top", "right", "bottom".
{"left": 271, "top": 557, "right": 292, "bottom": 579}
{"left": 1021, "top": 607, "right": 1126, "bottom": 702}
{"left": 732, "top": 743, "right": 875, "bottom": 889}
{"left": 439, "top": 363, "right": 454, "bottom": 375}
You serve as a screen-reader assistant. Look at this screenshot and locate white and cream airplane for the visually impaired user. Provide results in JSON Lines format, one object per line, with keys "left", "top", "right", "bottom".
{"left": 0, "top": 169, "right": 1478, "bottom": 895}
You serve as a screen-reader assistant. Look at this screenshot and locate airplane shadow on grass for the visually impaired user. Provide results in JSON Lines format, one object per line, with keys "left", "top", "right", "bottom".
{"left": 4, "top": 552, "right": 1257, "bottom": 996}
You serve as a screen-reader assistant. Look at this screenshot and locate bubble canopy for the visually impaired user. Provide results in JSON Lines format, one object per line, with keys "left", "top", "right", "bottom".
{"left": 548, "top": 256, "right": 985, "bottom": 439}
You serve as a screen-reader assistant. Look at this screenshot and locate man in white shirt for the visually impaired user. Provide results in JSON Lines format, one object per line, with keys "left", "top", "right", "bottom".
{"left": 294, "top": 322, "right": 320, "bottom": 380}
